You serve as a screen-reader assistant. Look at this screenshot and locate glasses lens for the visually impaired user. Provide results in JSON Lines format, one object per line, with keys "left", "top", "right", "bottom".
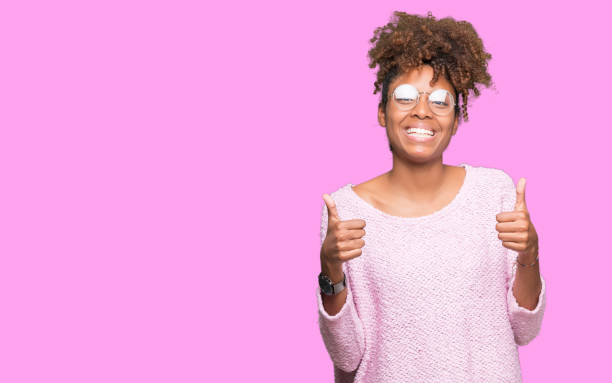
{"left": 393, "top": 85, "right": 455, "bottom": 116}
{"left": 393, "top": 84, "right": 418, "bottom": 108}
{"left": 428, "top": 89, "right": 454, "bottom": 115}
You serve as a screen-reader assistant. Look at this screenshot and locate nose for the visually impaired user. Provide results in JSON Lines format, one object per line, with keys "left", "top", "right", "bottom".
{"left": 411, "top": 94, "right": 433, "bottom": 119}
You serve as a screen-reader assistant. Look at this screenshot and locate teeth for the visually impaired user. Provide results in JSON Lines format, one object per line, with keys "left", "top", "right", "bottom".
{"left": 406, "top": 128, "right": 434, "bottom": 136}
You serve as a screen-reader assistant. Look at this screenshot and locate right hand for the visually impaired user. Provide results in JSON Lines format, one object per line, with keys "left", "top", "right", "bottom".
{"left": 320, "top": 193, "right": 366, "bottom": 271}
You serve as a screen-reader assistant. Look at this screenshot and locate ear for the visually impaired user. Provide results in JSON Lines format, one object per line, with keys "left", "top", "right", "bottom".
{"left": 378, "top": 104, "right": 386, "bottom": 127}
{"left": 451, "top": 113, "right": 458, "bottom": 136}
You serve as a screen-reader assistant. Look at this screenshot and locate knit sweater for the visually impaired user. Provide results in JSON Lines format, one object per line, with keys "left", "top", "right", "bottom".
{"left": 316, "top": 163, "right": 546, "bottom": 383}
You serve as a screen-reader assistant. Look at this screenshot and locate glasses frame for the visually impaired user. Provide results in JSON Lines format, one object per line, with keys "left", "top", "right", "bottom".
{"left": 392, "top": 84, "right": 457, "bottom": 116}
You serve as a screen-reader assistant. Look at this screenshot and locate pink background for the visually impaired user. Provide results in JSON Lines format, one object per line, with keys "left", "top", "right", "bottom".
{"left": 0, "top": 0, "right": 610, "bottom": 381}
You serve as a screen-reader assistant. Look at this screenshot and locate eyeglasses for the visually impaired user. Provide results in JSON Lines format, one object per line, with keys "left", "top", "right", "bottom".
{"left": 392, "top": 84, "right": 456, "bottom": 116}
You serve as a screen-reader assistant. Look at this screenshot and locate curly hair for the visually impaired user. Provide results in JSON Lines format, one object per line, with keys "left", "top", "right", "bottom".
{"left": 367, "top": 10, "right": 495, "bottom": 125}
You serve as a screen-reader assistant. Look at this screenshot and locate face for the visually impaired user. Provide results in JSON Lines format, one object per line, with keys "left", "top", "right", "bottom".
{"left": 378, "top": 65, "right": 459, "bottom": 163}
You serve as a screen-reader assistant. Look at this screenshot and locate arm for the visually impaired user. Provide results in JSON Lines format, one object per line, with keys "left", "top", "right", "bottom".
{"left": 506, "top": 256, "right": 546, "bottom": 345}
{"left": 500, "top": 173, "right": 547, "bottom": 346}
{"left": 316, "top": 202, "right": 366, "bottom": 372}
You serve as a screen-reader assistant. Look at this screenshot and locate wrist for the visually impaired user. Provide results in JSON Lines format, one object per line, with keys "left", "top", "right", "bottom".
{"left": 517, "top": 251, "right": 539, "bottom": 267}
{"left": 320, "top": 260, "right": 343, "bottom": 283}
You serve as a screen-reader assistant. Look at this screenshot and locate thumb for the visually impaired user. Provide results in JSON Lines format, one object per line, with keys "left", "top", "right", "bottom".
{"left": 322, "top": 193, "right": 340, "bottom": 224}
{"left": 514, "top": 177, "right": 527, "bottom": 211}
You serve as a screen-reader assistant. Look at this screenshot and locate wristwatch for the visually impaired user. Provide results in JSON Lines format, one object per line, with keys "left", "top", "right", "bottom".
{"left": 318, "top": 271, "right": 346, "bottom": 296}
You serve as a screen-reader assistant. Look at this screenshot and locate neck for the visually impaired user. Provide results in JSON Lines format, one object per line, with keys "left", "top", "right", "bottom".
{"left": 385, "top": 156, "right": 448, "bottom": 203}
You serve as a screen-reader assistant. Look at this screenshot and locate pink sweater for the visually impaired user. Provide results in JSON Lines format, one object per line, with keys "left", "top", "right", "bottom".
{"left": 316, "top": 163, "right": 546, "bottom": 382}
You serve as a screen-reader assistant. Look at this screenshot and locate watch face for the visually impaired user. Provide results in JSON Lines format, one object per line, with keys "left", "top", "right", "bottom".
{"left": 319, "top": 274, "right": 333, "bottom": 294}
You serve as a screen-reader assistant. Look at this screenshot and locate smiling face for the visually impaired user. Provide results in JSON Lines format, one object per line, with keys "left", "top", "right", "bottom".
{"left": 378, "top": 65, "right": 459, "bottom": 163}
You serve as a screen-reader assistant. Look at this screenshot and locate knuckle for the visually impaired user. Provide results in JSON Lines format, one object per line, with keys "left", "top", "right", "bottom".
{"left": 522, "top": 232, "right": 529, "bottom": 241}
{"left": 330, "top": 222, "right": 340, "bottom": 232}
{"left": 331, "top": 242, "right": 340, "bottom": 253}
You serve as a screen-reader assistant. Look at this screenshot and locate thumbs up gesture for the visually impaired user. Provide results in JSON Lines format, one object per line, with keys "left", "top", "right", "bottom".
{"left": 320, "top": 193, "right": 367, "bottom": 271}
{"left": 495, "top": 177, "right": 539, "bottom": 262}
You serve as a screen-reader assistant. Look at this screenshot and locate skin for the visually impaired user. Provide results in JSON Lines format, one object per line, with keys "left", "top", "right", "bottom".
{"left": 496, "top": 177, "right": 542, "bottom": 310}
{"left": 321, "top": 64, "right": 542, "bottom": 314}
{"left": 357, "top": 64, "right": 463, "bottom": 217}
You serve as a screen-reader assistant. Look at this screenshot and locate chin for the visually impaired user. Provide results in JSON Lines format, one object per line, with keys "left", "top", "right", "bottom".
{"left": 394, "top": 148, "right": 438, "bottom": 163}
{"left": 408, "top": 155, "right": 437, "bottom": 164}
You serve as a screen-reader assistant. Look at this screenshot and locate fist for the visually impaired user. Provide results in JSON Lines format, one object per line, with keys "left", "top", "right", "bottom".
{"left": 495, "top": 177, "right": 539, "bottom": 261}
{"left": 320, "top": 193, "right": 367, "bottom": 267}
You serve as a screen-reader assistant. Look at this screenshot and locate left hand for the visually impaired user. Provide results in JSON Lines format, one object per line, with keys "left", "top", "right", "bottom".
{"left": 495, "top": 177, "right": 539, "bottom": 262}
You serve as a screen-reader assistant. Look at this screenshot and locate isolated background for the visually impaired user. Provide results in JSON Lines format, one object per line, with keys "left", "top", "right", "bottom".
{"left": 1, "top": 0, "right": 610, "bottom": 382}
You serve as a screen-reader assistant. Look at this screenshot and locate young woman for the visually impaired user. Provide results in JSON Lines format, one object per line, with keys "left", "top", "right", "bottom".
{"left": 316, "top": 11, "right": 545, "bottom": 383}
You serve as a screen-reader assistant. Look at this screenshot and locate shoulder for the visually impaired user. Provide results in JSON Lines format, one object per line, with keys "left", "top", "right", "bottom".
{"left": 326, "top": 183, "right": 353, "bottom": 203}
{"left": 468, "top": 164, "right": 514, "bottom": 192}
{"left": 463, "top": 164, "right": 516, "bottom": 214}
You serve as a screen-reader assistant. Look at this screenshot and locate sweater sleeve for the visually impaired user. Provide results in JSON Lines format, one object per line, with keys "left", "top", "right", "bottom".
{"left": 499, "top": 172, "right": 547, "bottom": 346}
{"left": 316, "top": 202, "right": 366, "bottom": 372}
